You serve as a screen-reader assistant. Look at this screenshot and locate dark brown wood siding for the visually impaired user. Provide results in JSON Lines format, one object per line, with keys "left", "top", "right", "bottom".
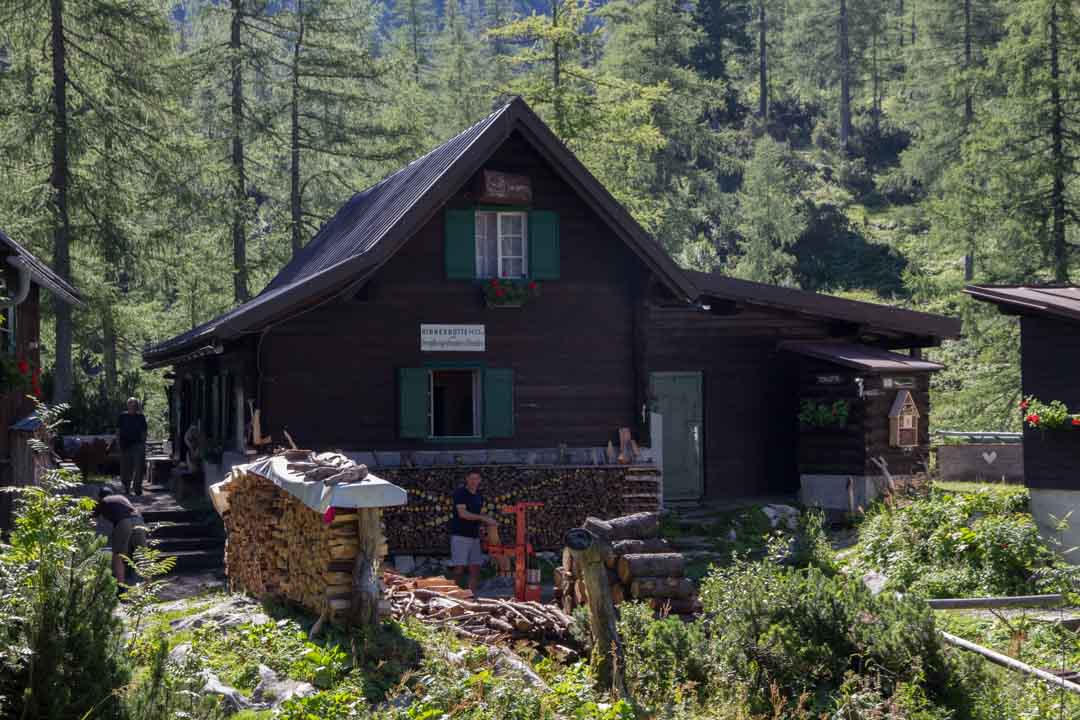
{"left": 258, "top": 132, "right": 642, "bottom": 450}
{"left": 795, "top": 360, "right": 866, "bottom": 475}
{"left": 1020, "top": 315, "right": 1080, "bottom": 490}
{"left": 860, "top": 373, "right": 932, "bottom": 476}
{"left": 644, "top": 305, "right": 820, "bottom": 499}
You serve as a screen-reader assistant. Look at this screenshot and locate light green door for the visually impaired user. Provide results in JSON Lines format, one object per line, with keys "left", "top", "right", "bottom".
{"left": 650, "top": 372, "right": 704, "bottom": 501}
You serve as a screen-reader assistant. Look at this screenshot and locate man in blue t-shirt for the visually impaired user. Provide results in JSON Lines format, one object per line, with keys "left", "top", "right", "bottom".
{"left": 449, "top": 469, "right": 497, "bottom": 595}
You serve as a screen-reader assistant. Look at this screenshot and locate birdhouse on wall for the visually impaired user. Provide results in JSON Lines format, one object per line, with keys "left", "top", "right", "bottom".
{"left": 889, "top": 390, "right": 920, "bottom": 448}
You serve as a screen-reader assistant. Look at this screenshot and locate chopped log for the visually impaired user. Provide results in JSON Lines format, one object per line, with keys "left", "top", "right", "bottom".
{"left": 611, "top": 538, "right": 673, "bottom": 557}
{"left": 648, "top": 597, "right": 701, "bottom": 615}
{"left": 566, "top": 527, "right": 629, "bottom": 699}
{"left": 574, "top": 579, "right": 588, "bottom": 606}
{"left": 562, "top": 547, "right": 574, "bottom": 574}
{"left": 617, "top": 553, "right": 685, "bottom": 584}
{"left": 630, "top": 576, "right": 695, "bottom": 600}
{"left": 350, "top": 507, "right": 384, "bottom": 628}
{"left": 583, "top": 512, "right": 659, "bottom": 542}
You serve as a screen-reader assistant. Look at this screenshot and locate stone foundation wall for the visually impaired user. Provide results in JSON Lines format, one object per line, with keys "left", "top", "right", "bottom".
{"left": 379, "top": 464, "right": 661, "bottom": 554}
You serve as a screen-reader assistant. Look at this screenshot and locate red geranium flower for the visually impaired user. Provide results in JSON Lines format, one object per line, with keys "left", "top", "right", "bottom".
{"left": 1027, "top": 414, "right": 1040, "bottom": 425}
{"left": 1072, "top": 417, "right": 1080, "bottom": 426}
{"left": 528, "top": 281, "right": 537, "bottom": 291}
{"left": 495, "top": 288, "right": 506, "bottom": 298}
{"left": 1019, "top": 399, "right": 1030, "bottom": 410}
{"left": 17, "top": 360, "right": 28, "bottom": 375}
{"left": 490, "top": 279, "right": 499, "bottom": 287}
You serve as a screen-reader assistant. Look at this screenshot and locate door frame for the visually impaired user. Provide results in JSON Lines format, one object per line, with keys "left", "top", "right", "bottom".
{"left": 649, "top": 370, "right": 705, "bottom": 502}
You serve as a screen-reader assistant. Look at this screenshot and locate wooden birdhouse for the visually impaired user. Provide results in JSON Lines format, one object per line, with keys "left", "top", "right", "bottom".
{"left": 889, "top": 390, "right": 920, "bottom": 448}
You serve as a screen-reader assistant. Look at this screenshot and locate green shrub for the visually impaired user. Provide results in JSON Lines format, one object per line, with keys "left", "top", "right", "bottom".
{"left": 698, "top": 553, "right": 980, "bottom": 717}
{"left": 859, "top": 485, "right": 1055, "bottom": 597}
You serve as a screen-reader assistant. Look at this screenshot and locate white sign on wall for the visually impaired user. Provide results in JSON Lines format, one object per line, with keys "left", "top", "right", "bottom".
{"left": 420, "top": 324, "right": 486, "bottom": 352}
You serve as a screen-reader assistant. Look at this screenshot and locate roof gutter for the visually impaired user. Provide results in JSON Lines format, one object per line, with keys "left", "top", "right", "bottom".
{"left": 0, "top": 257, "right": 32, "bottom": 310}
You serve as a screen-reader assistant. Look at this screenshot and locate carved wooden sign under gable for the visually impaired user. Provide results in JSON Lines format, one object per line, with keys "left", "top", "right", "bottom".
{"left": 478, "top": 169, "right": 532, "bottom": 204}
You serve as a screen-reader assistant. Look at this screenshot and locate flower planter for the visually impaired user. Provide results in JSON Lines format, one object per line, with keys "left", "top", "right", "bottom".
{"left": 485, "top": 299, "right": 524, "bottom": 309}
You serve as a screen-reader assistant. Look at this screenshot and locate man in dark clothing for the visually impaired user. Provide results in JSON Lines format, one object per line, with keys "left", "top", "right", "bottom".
{"left": 116, "top": 397, "right": 147, "bottom": 495}
{"left": 449, "top": 470, "right": 496, "bottom": 595}
{"left": 93, "top": 487, "right": 147, "bottom": 586}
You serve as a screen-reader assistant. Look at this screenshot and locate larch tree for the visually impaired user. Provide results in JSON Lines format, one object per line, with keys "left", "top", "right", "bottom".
{"left": 732, "top": 135, "right": 806, "bottom": 285}
{"left": 0, "top": 0, "right": 178, "bottom": 402}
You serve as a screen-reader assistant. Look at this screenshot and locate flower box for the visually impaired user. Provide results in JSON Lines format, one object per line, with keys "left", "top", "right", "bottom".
{"left": 482, "top": 278, "right": 540, "bottom": 308}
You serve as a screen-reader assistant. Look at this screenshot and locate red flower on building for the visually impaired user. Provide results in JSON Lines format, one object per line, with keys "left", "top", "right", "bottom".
{"left": 1026, "top": 413, "right": 1040, "bottom": 426}
{"left": 1019, "top": 399, "right": 1030, "bottom": 411}
{"left": 495, "top": 288, "right": 506, "bottom": 298}
{"left": 1072, "top": 418, "right": 1080, "bottom": 427}
{"left": 528, "top": 281, "right": 537, "bottom": 291}
{"left": 17, "top": 360, "right": 28, "bottom": 375}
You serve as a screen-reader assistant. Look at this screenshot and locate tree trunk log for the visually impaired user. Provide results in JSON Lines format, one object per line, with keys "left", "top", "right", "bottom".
{"left": 630, "top": 576, "right": 695, "bottom": 600}
{"left": 648, "top": 597, "right": 700, "bottom": 615}
{"left": 566, "top": 528, "right": 629, "bottom": 699}
{"left": 583, "top": 512, "right": 659, "bottom": 542}
{"left": 617, "top": 553, "right": 685, "bottom": 584}
{"left": 350, "top": 508, "right": 384, "bottom": 627}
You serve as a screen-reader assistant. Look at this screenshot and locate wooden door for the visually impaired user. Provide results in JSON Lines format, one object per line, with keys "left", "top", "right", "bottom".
{"left": 650, "top": 372, "right": 704, "bottom": 501}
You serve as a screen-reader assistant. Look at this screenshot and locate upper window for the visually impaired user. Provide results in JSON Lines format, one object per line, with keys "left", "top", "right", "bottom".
{"left": 476, "top": 211, "right": 528, "bottom": 279}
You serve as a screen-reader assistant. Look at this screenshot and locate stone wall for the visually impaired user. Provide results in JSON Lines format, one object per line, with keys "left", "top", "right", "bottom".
{"left": 378, "top": 464, "right": 661, "bottom": 554}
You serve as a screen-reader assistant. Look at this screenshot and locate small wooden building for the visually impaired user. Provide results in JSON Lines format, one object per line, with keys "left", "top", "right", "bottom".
{"left": 142, "top": 98, "right": 959, "bottom": 520}
{"left": 0, "top": 229, "right": 84, "bottom": 530}
{"left": 965, "top": 285, "right": 1080, "bottom": 553}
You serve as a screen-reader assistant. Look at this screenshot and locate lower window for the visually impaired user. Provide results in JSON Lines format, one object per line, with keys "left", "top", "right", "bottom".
{"left": 430, "top": 369, "right": 481, "bottom": 438}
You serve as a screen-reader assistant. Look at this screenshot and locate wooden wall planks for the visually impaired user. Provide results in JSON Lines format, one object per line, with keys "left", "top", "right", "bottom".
{"left": 1021, "top": 315, "right": 1080, "bottom": 490}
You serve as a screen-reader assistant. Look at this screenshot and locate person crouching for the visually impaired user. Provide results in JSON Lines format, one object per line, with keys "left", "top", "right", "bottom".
{"left": 92, "top": 486, "right": 148, "bottom": 589}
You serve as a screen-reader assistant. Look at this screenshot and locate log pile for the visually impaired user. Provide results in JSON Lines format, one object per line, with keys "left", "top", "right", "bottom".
{"left": 224, "top": 469, "right": 388, "bottom": 622}
{"left": 379, "top": 465, "right": 661, "bottom": 553}
{"left": 555, "top": 512, "right": 701, "bottom": 619}
{"left": 384, "top": 571, "right": 573, "bottom": 643}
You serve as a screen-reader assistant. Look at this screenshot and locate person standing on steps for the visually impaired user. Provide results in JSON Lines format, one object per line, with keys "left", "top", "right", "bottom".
{"left": 449, "top": 469, "right": 497, "bottom": 596}
{"left": 93, "top": 486, "right": 147, "bottom": 588}
{"left": 116, "top": 397, "right": 147, "bottom": 496}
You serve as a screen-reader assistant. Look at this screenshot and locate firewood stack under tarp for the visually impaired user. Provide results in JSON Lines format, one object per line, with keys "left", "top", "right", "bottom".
{"left": 384, "top": 571, "right": 574, "bottom": 644}
{"left": 219, "top": 452, "right": 406, "bottom": 626}
{"left": 554, "top": 512, "right": 702, "bottom": 619}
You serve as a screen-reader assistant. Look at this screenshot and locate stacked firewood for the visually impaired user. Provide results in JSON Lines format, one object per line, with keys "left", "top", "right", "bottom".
{"left": 224, "top": 469, "right": 388, "bottom": 621}
{"left": 555, "top": 512, "right": 701, "bottom": 619}
{"left": 379, "top": 466, "right": 661, "bottom": 553}
{"left": 384, "top": 571, "right": 573, "bottom": 643}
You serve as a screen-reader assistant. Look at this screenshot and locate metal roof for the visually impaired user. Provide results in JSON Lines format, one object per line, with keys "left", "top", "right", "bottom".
{"left": 964, "top": 284, "right": 1080, "bottom": 323}
{"left": 144, "top": 97, "right": 696, "bottom": 365}
{"left": 781, "top": 341, "right": 945, "bottom": 372}
{"left": 689, "top": 271, "right": 961, "bottom": 342}
{"left": 0, "top": 229, "right": 83, "bottom": 307}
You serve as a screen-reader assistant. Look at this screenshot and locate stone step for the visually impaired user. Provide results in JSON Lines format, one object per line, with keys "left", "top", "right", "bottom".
{"left": 164, "top": 548, "right": 225, "bottom": 573}
{"left": 149, "top": 520, "right": 222, "bottom": 539}
{"left": 141, "top": 508, "right": 205, "bottom": 524}
{"left": 155, "top": 536, "right": 225, "bottom": 554}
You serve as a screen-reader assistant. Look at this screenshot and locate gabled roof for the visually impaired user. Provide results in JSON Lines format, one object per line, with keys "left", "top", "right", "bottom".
{"left": 145, "top": 97, "right": 695, "bottom": 366}
{"left": 964, "top": 284, "right": 1080, "bottom": 323}
{"left": 889, "top": 389, "right": 918, "bottom": 417}
{"left": 0, "top": 229, "right": 83, "bottom": 307}
{"left": 688, "top": 271, "right": 961, "bottom": 344}
{"left": 780, "top": 341, "right": 944, "bottom": 373}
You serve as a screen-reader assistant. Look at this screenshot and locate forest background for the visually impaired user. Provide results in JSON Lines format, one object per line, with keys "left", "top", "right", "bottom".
{"left": 1, "top": 0, "right": 1076, "bottom": 435}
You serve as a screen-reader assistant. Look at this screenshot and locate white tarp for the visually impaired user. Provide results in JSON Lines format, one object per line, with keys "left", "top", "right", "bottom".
{"left": 212, "top": 455, "right": 407, "bottom": 515}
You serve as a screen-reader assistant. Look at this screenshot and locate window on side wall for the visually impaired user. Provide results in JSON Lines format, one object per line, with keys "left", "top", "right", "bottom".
{"left": 475, "top": 211, "right": 527, "bottom": 279}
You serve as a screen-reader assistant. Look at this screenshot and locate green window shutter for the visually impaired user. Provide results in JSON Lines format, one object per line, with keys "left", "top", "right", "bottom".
{"left": 445, "top": 209, "right": 476, "bottom": 279}
{"left": 398, "top": 368, "right": 429, "bottom": 438}
{"left": 528, "top": 211, "right": 560, "bottom": 280}
{"left": 483, "top": 368, "right": 515, "bottom": 438}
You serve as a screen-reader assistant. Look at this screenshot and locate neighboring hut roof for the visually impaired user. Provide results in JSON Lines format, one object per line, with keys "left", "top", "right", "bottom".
{"left": 144, "top": 97, "right": 696, "bottom": 367}
{"left": 0, "top": 229, "right": 83, "bottom": 307}
{"left": 888, "top": 389, "right": 918, "bottom": 417}
{"left": 780, "top": 341, "right": 945, "bottom": 373}
{"left": 688, "top": 271, "right": 961, "bottom": 345}
{"left": 964, "top": 284, "right": 1080, "bottom": 323}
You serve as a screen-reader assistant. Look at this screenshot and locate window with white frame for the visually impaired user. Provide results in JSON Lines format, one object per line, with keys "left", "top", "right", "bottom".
{"left": 475, "top": 211, "right": 528, "bottom": 279}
